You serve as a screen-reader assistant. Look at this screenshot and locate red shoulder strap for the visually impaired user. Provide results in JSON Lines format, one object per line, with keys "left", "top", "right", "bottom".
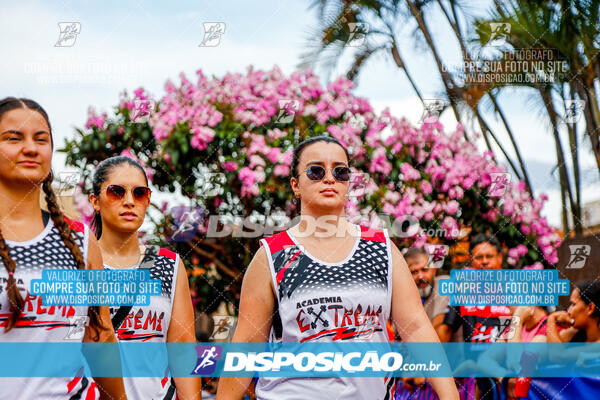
{"left": 158, "top": 248, "right": 177, "bottom": 260}
{"left": 63, "top": 216, "right": 85, "bottom": 233}
{"left": 359, "top": 225, "right": 386, "bottom": 243}
{"left": 261, "top": 230, "right": 295, "bottom": 255}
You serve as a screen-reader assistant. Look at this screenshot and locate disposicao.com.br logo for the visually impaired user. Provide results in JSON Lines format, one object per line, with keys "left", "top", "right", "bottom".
{"left": 189, "top": 343, "right": 445, "bottom": 377}
{"left": 223, "top": 351, "right": 441, "bottom": 374}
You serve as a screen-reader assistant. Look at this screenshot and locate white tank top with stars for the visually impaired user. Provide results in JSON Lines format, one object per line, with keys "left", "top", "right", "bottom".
{"left": 0, "top": 216, "right": 99, "bottom": 400}
{"left": 255, "top": 223, "right": 396, "bottom": 400}
{"left": 104, "top": 247, "right": 180, "bottom": 400}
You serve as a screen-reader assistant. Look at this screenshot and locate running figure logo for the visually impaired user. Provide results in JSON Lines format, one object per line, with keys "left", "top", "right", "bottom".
{"left": 55, "top": 22, "right": 81, "bottom": 47}
{"left": 168, "top": 206, "right": 204, "bottom": 242}
{"left": 498, "top": 316, "right": 519, "bottom": 340}
{"left": 420, "top": 99, "right": 449, "bottom": 123}
{"left": 210, "top": 316, "right": 235, "bottom": 340}
{"left": 57, "top": 171, "right": 82, "bottom": 197}
{"left": 191, "top": 345, "right": 222, "bottom": 375}
{"left": 64, "top": 316, "right": 89, "bottom": 340}
{"left": 564, "top": 100, "right": 585, "bottom": 124}
{"left": 488, "top": 22, "right": 510, "bottom": 45}
{"left": 274, "top": 99, "right": 300, "bottom": 125}
{"left": 347, "top": 172, "right": 370, "bottom": 199}
{"left": 488, "top": 172, "right": 511, "bottom": 197}
{"left": 131, "top": 99, "right": 156, "bottom": 123}
{"left": 566, "top": 245, "right": 590, "bottom": 269}
{"left": 424, "top": 244, "right": 449, "bottom": 269}
{"left": 347, "top": 22, "right": 369, "bottom": 46}
{"left": 199, "top": 23, "right": 225, "bottom": 47}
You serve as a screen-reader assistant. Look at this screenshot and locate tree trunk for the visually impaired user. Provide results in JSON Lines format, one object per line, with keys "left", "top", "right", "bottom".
{"left": 539, "top": 88, "right": 576, "bottom": 234}
{"left": 572, "top": 77, "right": 600, "bottom": 172}
{"left": 488, "top": 92, "right": 533, "bottom": 195}
{"left": 390, "top": 42, "right": 425, "bottom": 107}
{"left": 566, "top": 83, "right": 582, "bottom": 235}
{"left": 405, "top": 0, "right": 463, "bottom": 125}
{"left": 476, "top": 109, "right": 523, "bottom": 180}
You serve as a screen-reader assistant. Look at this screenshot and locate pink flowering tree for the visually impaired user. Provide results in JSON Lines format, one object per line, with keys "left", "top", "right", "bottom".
{"left": 61, "top": 66, "right": 561, "bottom": 313}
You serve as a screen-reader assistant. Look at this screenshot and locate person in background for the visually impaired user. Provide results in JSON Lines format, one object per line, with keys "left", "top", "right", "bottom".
{"left": 396, "top": 248, "right": 466, "bottom": 398}
{"left": 407, "top": 248, "right": 449, "bottom": 325}
{"left": 547, "top": 281, "right": 600, "bottom": 344}
{"left": 512, "top": 282, "right": 600, "bottom": 398}
{"left": 470, "top": 306, "right": 548, "bottom": 399}
{"left": 437, "top": 234, "right": 510, "bottom": 343}
{"left": 437, "top": 234, "right": 511, "bottom": 400}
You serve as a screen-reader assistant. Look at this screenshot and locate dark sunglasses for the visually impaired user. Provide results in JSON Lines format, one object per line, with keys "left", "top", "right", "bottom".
{"left": 104, "top": 184, "right": 151, "bottom": 203}
{"left": 304, "top": 165, "right": 350, "bottom": 182}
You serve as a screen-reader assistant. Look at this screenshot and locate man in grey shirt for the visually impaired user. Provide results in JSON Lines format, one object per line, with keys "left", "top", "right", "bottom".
{"left": 397, "top": 248, "right": 461, "bottom": 395}
{"left": 405, "top": 247, "right": 450, "bottom": 325}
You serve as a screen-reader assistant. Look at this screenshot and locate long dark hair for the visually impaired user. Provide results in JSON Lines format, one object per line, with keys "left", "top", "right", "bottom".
{"left": 576, "top": 281, "right": 600, "bottom": 321}
{"left": 0, "top": 97, "right": 104, "bottom": 336}
{"left": 91, "top": 156, "right": 149, "bottom": 239}
{"left": 290, "top": 135, "right": 351, "bottom": 212}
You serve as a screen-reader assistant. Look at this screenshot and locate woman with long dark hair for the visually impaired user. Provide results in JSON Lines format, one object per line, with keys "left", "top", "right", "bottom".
{"left": 89, "top": 155, "right": 200, "bottom": 399}
{"left": 514, "top": 282, "right": 600, "bottom": 399}
{"left": 217, "top": 135, "right": 459, "bottom": 399}
{"left": 547, "top": 281, "right": 600, "bottom": 343}
{"left": 0, "top": 97, "right": 126, "bottom": 399}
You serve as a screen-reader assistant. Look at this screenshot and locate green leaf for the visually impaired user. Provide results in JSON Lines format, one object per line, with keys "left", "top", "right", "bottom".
{"left": 528, "top": 249, "right": 539, "bottom": 261}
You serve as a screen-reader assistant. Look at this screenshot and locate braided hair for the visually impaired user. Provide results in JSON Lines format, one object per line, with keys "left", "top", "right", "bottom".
{"left": 0, "top": 97, "right": 105, "bottom": 336}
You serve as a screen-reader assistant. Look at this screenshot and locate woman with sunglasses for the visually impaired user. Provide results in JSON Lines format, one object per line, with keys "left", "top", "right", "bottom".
{"left": 217, "top": 136, "right": 459, "bottom": 399}
{"left": 0, "top": 97, "right": 126, "bottom": 399}
{"left": 89, "top": 156, "right": 200, "bottom": 400}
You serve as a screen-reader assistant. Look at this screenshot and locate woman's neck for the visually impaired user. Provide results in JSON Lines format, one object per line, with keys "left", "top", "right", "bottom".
{"left": 98, "top": 228, "right": 141, "bottom": 266}
{"left": 585, "top": 320, "right": 600, "bottom": 342}
{"left": 0, "top": 182, "right": 44, "bottom": 239}
{"left": 0, "top": 182, "right": 42, "bottom": 220}
{"left": 295, "top": 212, "right": 351, "bottom": 238}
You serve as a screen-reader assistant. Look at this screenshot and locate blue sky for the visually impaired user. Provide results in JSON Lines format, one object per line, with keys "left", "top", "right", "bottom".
{"left": 2, "top": 0, "right": 599, "bottom": 228}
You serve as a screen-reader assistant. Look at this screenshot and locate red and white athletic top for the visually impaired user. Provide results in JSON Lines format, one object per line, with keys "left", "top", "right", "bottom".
{"left": 104, "top": 247, "right": 180, "bottom": 400}
{"left": 0, "top": 216, "right": 99, "bottom": 399}
{"left": 255, "top": 223, "right": 396, "bottom": 400}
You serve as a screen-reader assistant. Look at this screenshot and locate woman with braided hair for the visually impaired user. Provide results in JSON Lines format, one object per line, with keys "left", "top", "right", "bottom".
{"left": 0, "top": 97, "right": 127, "bottom": 399}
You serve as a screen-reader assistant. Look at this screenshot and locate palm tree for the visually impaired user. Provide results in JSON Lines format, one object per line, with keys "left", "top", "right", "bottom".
{"left": 474, "top": 0, "right": 600, "bottom": 234}
{"left": 301, "top": 0, "right": 533, "bottom": 194}
{"left": 302, "top": 0, "right": 600, "bottom": 234}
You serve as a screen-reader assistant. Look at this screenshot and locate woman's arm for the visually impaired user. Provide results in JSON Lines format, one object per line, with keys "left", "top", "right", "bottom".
{"left": 389, "top": 241, "right": 459, "bottom": 400}
{"left": 507, "top": 307, "right": 529, "bottom": 343}
{"left": 545, "top": 311, "right": 584, "bottom": 365}
{"left": 546, "top": 312, "right": 577, "bottom": 343}
{"left": 83, "top": 234, "right": 128, "bottom": 400}
{"left": 216, "top": 246, "right": 274, "bottom": 400}
{"left": 546, "top": 313, "right": 562, "bottom": 343}
{"left": 436, "top": 323, "right": 454, "bottom": 342}
{"left": 167, "top": 258, "right": 202, "bottom": 400}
